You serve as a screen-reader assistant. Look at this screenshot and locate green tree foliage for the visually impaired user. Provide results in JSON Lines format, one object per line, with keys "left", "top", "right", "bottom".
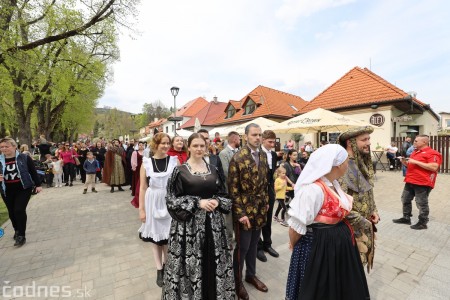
{"left": 139, "top": 100, "right": 171, "bottom": 128}
{"left": 0, "top": 0, "right": 139, "bottom": 144}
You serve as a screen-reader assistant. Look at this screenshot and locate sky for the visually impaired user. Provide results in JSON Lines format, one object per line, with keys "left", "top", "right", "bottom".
{"left": 98, "top": 0, "right": 450, "bottom": 114}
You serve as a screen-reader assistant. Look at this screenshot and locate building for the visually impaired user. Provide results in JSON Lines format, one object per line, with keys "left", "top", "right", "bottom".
{"left": 439, "top": 112, "right": 450, "bottom": 133}
{"left": 301, "top": 67, "right": 440, "bottom": 147}
{"left": 180, "top": 97, "right": 228, "bottom": 131}
{"left": 160, "top": 97, "right": 208, "bottom": 136}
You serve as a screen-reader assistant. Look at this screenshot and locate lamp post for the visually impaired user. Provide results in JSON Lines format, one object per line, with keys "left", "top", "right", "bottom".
{"left": 170, "top": 86, "right": 180, "bottom": 136}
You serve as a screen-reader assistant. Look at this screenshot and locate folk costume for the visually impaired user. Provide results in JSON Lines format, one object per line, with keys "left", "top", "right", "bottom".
{"left": 286, "top": 144, "right": 370, "bottom": 300}
{"left": 162, "top": 163, "right": 235, "bottom": 300}
{"left": 130, "top": 149, "right": 144, "bottom": 207}
{"left": 338, "top": 126, "right": 377, "bottom": 271}
{"left": 103, "top": 143, "right": 126, "bottom": 189}
{"left": 167, "top": 147, "right": 188, "bottom": 164}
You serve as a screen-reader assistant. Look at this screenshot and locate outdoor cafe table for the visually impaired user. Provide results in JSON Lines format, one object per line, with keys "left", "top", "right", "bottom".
{"left": 372, "top": 150, "right": 387, "bottom": 171}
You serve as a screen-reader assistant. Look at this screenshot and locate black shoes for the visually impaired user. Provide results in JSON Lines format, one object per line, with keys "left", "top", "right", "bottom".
{"left": 392, "top": 217, "right": 411, "bottom": 225}
{"left": 14, "top": 236, "right": 26, "bottom": 247}
{"left": 83, "top": 189, "right": 87, "bottom": 194}
{"left": 69, "top": 182, "right": 73, "bottom": 186}
{"left": 156, "top": 268, "right": 164, "bottom": 287}
{"left": 410, "top": 222, "right": 428, "bottom": 230}
{"left": 92, "top": 188, "right": 98, "bottom": 193}
{"left": 65, "top": 182, "right": 69, "bottom": 186}
{"left": 110, "top": 187, "right": 114, "bottom": 193}
{"left": 264, "top": 246, "right": 279, "bottom": 258}
{"left": 118, "top": 186, "right": 125, "bottom": 192}
{"left": 257, "top": 249, "right": 267, "bottom": 262}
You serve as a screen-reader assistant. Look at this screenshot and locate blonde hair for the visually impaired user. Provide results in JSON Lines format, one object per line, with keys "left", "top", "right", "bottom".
{"left": 0, "top": 138, "right": 17, "bottom": 148}
{"left": 275, "top": 165, "right": 287, "bottom": 178}
{"left": 20, "top": 144, "right": 29, "bottom": 152}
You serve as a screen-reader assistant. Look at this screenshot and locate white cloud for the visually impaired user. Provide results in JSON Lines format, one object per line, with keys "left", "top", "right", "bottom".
{"left": 276, "top": 0, "right": 356, "bottom": 24}
{"left": 99, "top": 0, "right": 450, "bottom": 115}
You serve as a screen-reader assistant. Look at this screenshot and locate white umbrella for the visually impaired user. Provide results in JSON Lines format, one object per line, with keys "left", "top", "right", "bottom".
{"left": 272, "top": 108, "right": 374, "bottom": 134}
{"left": 194, "top": 118, "right": 201, "bottom": 132}
{"left": 233, "top": 117, "right": 280, "bottom": 134}
{"left": 174, "top": 129, "right": 194, "bottom": 139}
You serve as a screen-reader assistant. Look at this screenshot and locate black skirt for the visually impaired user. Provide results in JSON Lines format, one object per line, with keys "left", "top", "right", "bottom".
{"left": 298, "top": 221, "right": 370, "bottom": 300}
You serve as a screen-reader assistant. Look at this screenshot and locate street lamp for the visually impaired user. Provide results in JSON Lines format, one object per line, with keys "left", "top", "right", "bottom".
{"left": 170, "top": 86, "right": 181, "bottom": 136}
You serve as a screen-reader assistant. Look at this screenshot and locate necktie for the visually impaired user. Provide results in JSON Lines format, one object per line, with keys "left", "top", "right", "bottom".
{"left": 252, "top": 152, "right": 259, "bottom": 166}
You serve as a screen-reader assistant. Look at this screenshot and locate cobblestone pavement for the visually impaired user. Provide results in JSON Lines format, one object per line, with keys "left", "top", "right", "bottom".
{"left": 0, "top": 171, "right": 449, "bottom": 299}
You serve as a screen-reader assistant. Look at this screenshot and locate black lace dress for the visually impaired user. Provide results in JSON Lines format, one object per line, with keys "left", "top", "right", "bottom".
{"left": 162, "top": 163, "right": 235, "bottom": 300}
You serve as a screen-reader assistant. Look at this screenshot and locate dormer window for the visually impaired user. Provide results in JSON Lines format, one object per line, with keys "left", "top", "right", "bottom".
{"left": 226, "top": 106, "right": 236, "bottom": 119}
{"left": 243, "top": 99, "right": 256, "bottom": 115}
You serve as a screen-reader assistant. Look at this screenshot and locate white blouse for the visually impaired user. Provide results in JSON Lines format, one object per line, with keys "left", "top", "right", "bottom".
{"left": 287, "top": 177, "right": 352, "bottom": 235}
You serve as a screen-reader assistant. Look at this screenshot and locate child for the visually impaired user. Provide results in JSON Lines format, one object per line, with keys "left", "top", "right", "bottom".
{"left": 82, "top": 152, "right": 99, "bottom": 194}
{"left": 273, "top": 166, "right": 293, "bottom": 227}
{"left": 43, "top": 154, "right": 54, "bottom": 187}
{"left": 51, "top": 156, "right": 63, "bottom": 187}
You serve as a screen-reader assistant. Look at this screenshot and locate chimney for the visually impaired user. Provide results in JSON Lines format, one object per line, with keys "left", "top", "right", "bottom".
{"left": 213, "top": 96, "right": 218, "bottom": 103}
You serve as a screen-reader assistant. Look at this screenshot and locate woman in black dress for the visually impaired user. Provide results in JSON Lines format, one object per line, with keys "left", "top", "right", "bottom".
{"left": 162, "top": 133, "right": 235, "bottom": 300}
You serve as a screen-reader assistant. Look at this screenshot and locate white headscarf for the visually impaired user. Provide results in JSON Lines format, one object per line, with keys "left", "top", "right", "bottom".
{"left": 295, "top": 144, "right": 348, "bottom": 191}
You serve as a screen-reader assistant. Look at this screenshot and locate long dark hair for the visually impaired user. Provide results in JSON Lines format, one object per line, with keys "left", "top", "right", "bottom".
{"left": 285, "top": 149, "right": 298, "bottom": 163}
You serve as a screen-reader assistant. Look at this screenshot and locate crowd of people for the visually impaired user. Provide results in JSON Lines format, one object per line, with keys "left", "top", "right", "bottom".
{"left": 0, "top": 127, "right": 442, "bottom": 299}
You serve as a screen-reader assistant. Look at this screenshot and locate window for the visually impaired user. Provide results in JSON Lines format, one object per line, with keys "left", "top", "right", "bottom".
{"left": 243, "top": 99, "right": 256, "bottom": 115}
{"left": 172, "top": 124, "right": 175, "bottom": 132}
{"left": 165, "top": 126, "right": 169, "bottom": 133}
{"left": 226, "top": 106, "right": 236, "bottom": 119}
{"left": 446, "top": 119, "right": 450, "bottom": 128}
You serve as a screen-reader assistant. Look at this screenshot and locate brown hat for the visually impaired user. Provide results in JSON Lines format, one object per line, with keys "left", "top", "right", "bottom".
{"left": 337, "top": 126, "right": 374, "bottom": 146}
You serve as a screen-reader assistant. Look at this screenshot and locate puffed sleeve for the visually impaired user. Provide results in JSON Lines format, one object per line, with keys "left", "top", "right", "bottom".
{"left": 165, "top": 166, "right": 201, "bottom": 221}
{"left": 287, "top": 183, "right": 324, "bottom": 235}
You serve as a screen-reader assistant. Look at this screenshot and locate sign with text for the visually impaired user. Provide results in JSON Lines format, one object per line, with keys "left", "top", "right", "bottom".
{"left": 392, "top": 115, "right": 413, "bottom": 122}
{"left": 370, "top": 114, "right": 385, "bottom": 127}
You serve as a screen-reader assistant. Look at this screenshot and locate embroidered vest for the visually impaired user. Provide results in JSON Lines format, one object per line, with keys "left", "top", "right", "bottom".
{"left": 314, "top": 179, "right": 350, "bottom": 224}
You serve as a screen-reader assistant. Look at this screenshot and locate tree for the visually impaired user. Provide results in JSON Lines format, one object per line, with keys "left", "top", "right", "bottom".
{"left": 139, "top": 100, "right": 171, "bottom": 127}
{"left": 0, "top": 0, "right": 138, "bottom": 143}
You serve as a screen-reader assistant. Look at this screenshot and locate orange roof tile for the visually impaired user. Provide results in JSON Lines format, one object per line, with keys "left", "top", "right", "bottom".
{"left": 181, "top": 100, "right": 228, "bottom": 129}
{"left": 214, "top": 85, "right": 308, "bottom": 125}
{"left": 147, "top": 118, "right": 167, "bottom": 128}
{"left": 302, "top": 67, "right": 427, "bottom": 113}
{"left": 173, "top": 97, "right": 208, "bottom": 117}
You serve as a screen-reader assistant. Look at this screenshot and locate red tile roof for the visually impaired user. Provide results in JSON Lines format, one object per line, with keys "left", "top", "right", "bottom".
{"left": 302, "top": 67, "right": 427, "bottom": 113}
{"left": 171, "top": 97, "right": 209, "bottom": 117}
{"left": 214, "top": 85, "right": 308, "bottom": 125}
{"left": 147, "top": 118, "right": 167, "bottom": 128}
{"left": 181, "top": 100, "right": 228, "bottom": 129}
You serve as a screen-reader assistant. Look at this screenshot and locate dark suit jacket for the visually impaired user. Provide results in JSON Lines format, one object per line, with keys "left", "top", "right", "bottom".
{"left": 228, "top": 146, "right": 269, "bottom": 230}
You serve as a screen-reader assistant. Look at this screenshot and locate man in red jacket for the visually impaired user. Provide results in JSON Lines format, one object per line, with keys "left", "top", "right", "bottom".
{"left": 393, "top": 135, "right": 442, "bottom": 230}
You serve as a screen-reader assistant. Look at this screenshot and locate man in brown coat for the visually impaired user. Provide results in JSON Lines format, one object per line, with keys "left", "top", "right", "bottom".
{"left": 228, "top": 123, "right": 269, "bottom": 300}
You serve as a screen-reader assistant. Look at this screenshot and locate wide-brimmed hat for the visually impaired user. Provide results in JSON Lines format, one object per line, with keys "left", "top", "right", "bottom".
{"left": 337, "top": 126, "right": 374, "bottom": 145}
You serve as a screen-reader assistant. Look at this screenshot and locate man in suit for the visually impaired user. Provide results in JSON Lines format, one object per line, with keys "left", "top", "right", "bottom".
{"left": 219, "top": 131, "right": 241, "bottom": 247}
{"left": 257, "top": 130, "right": 279, "bottom": 262}
{"left": 198, "top": 129, "right": 225, "bottom": 179}
{"left": 229, "top": 123, "right": 269, "bottom": 300}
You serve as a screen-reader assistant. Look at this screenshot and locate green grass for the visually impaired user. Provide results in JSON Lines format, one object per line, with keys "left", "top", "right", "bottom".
{"left": 0, "top": 200, "right": 8, "bottom": 226}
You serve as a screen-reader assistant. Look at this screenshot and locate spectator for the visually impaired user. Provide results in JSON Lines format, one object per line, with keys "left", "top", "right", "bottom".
{"left": 393, "top": 135, "right": 442, "bottom": 230}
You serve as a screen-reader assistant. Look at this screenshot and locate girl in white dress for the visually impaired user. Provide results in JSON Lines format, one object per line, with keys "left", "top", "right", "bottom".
{"left": 138, "top": 133, "right": 178, "bottom": 287}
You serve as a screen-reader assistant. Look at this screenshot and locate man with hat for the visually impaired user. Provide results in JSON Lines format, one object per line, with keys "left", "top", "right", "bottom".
{"left": 337, "top": 126, "right": 379, "bottom": 272}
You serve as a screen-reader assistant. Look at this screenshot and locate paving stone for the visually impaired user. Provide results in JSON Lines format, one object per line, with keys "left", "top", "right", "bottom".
{"left": 1, "top": 171, "right": 449, "bottom": 299}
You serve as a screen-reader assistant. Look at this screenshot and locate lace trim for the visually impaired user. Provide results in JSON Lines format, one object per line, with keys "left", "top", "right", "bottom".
{"left": 287, "top": 217, "right": 307, "bottom": 235}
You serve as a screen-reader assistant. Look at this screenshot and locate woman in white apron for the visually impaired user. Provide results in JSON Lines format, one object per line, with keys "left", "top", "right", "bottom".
{"left": 138, "top": 133, "right": 178, "bottom": 287}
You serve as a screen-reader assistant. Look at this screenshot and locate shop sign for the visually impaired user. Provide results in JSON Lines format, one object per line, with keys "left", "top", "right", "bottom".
{"left": 370, "top": 114, "right": 385, "bottom": 127}
{"left": 391, "top": 115, "right": 413, "bottom": 122}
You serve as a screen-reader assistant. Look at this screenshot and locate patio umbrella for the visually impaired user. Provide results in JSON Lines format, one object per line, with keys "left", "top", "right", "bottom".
{"left": 174, "top": 129, "right": 194, "bottom": 139}
{"left": 233, "top": 117, "right": 280, "bottom": 134}
{"left": 272, "top": 108, "right": 374, "bottom": 134}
